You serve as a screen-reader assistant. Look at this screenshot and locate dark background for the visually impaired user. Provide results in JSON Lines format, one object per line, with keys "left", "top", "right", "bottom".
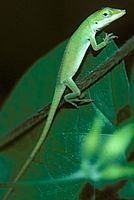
{"left": 0, "top": 0, "right": 133, "bottom": 103}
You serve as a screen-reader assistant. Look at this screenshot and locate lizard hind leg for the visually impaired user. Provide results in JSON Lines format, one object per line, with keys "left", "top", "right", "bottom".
{"left": 64, "top": 78, "right": 92, "bottom": 108}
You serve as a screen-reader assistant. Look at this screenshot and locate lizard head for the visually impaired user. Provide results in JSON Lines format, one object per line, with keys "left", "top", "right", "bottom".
{"left": 91, "top": 7, "right": 126, "bottom": 31}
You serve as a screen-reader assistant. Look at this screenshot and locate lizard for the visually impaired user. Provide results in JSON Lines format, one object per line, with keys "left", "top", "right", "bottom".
{"left": 3, "top": 7, "right": 126, "bottom": 199}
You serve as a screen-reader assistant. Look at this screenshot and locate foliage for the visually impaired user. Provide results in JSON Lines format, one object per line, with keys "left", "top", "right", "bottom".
{"left": 0, "top": 33, "right": 134, "bottom": 199}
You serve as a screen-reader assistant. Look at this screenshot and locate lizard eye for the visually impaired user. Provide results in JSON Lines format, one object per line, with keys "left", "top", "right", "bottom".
{"left": 103, "top": 12, "right": 109, "bottom": 17}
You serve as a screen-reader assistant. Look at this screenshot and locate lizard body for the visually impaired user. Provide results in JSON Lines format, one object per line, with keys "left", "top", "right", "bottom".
{"left": 3, "top": 7, "right": 126, "bottom": 199}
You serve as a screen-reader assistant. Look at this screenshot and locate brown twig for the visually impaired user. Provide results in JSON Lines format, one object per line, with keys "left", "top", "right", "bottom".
{"left": 0, "top": 36, "right": 134, "bottom": 150}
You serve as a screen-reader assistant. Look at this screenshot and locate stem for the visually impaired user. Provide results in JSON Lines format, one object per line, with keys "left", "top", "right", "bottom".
{"left": 0, "top": 36, "right": 134, "bottom": 150}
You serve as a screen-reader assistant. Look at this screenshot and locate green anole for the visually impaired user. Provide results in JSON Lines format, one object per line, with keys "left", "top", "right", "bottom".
{"left": 3, "top": 7, "right": 126, "bottom": 199}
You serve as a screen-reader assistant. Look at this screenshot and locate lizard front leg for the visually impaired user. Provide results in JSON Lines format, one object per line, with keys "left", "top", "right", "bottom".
{"left": 89, "top": 33, "right": 118, "bottom": 51}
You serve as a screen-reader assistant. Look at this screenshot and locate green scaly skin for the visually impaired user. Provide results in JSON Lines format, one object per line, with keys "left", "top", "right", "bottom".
{"left": 3, "top": 7, "right": 126, "bottom": 199}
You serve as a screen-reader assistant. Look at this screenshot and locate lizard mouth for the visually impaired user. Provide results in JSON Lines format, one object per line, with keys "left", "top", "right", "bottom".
{"left": 114, "top": 9, "right": 126, "bottom": 20}
{"left": 119, "top": 9, "right": 126, "bottom": 17}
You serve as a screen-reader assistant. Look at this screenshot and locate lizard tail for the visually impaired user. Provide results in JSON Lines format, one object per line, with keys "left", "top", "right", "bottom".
{"left": 3, "top": 83, "right": 66, "bottom": 200}
{"left": 41, "top": 83, "right": 66, "bottom": 137}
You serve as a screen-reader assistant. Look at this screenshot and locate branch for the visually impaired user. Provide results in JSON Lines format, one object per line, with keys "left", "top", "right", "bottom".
{"left": 1, "top": 36, "right": 134, "bottom": 149}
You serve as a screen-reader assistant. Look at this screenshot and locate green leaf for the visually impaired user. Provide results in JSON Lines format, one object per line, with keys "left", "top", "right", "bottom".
{"left": 130, "top": 64, "right": 134, "bottom": 115}
{"left": 0, "top": 33, "right": 131, "bottom": 199}
{"left": 96, "top": 123, "right": 134, "bottom": 167}
{"left": 119, "top": 180, "right": 134, "bottom": 199}
{"left": 101, "top": 164, "right": 134, "bottom": 181}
